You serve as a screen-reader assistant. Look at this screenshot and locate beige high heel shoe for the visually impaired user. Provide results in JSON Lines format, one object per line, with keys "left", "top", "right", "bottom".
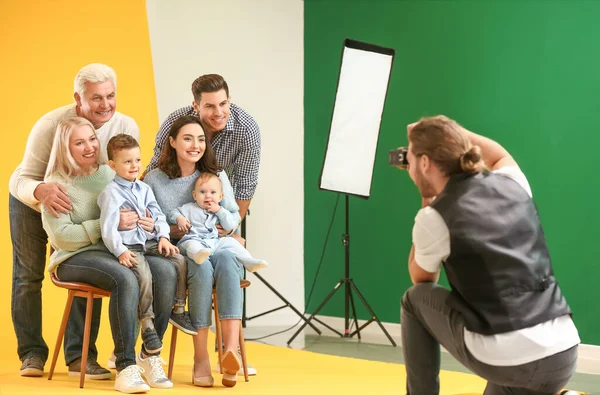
{"left": 192, "top": 366, "right": 214, "bottom": 387}
{"left": 221, "top": 350, "right": 241, "bottom": 388}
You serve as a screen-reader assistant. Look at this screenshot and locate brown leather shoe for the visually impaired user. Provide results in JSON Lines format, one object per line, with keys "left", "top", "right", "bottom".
{"left": 68, "top": 357, "right": 112, "bottom": 380}
{"left": 20, "top": 357, "right": 44, "bottom": 377}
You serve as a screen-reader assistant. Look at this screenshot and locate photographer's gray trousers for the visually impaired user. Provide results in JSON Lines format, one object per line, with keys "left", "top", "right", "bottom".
{"left": 401, "top": 283, "right": 578, "bottom": 395}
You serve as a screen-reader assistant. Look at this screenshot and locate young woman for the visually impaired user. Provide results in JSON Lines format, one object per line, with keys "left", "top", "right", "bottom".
{"left": 144, "top": 115, "right": 243, "bottom": 388}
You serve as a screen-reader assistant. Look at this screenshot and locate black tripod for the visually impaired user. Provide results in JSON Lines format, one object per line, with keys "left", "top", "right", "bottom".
{"left": 287, "top": 195, "right": 396, "bottom": 346}
{"left": 240, "top": 215, "right": 321, "bottom": 334}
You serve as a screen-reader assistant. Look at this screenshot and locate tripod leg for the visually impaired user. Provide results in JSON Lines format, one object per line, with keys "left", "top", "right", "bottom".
{"left": 287, "top": 281, "right": 344, "bottom": 345}
{"left": 252, "top": 272, "right": 321, "bottom": 334}
{"left": 348, "top": 287, "right": 361, "bottom": 340}
{"left": 349, "top": 281, "right": 397, "bottom": 347}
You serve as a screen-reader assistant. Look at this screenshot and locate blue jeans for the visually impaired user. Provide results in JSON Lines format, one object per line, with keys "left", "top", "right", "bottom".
{"left": 186, "top": 248, "right": 244, "bottom": 328}
{"left": 10, "top": 194, "right": 97, "bottom": 364}
{"left": 57, "top": 250, "right": 176, "bottom": 370}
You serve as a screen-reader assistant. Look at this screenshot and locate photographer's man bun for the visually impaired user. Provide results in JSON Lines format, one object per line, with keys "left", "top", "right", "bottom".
{"left": 409, "top": 115, "right": 485, "bottom": 176}
{"left": 460, "top": 145, "right": 485, "bottom": 174}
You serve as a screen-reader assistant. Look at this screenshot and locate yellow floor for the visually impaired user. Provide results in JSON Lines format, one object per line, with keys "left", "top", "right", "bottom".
{"left": 0, "top": 328, "right": 489, "bottom": 395}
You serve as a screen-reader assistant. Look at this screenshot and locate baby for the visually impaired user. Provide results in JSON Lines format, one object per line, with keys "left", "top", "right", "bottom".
{"left": 170, "top": 172, "right": 268, "bottom": 272}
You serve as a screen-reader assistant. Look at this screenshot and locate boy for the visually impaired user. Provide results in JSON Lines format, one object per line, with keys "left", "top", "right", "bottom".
{"left": 98, "top": 134, "right": 198, "bottom": 355}
{"left": 171, "top": 172, "right": 268, "bottom": 272}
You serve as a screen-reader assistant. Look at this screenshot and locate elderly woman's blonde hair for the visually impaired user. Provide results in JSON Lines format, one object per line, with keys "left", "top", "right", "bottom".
{"left": 73, "top": 63, "right": 117, "bottom": 96}
{"left": 45, "top": 117, "right": 96, "bottom": 182}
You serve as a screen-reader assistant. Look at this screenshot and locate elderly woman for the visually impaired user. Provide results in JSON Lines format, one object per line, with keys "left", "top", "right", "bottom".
{"left": 42, "top": 117, "right": 177, "bottom": 394}
{"left": 144, "top": 115, "right": 243, "bottom": 388}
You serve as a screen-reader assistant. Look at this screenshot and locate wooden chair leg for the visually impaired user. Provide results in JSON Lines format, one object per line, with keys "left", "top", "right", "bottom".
{"left": 168, "top": 326, "right": 178, "bottom": 380}
{"left": 79, "top": 293, "right": 94, "bottom": 388}
{"left": 48, "top": 290, "right": 76, "bottom": 380}
{"left": 214, "top": 294, "right": 223, "bottom": 374}
{"left": 239, "top": 321, "right": 248, "bottom": 382}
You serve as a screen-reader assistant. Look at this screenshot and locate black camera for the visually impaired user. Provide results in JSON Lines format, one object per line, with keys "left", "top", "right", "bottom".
{"left": 389, "top": 147, "right": 408, "bottom": 169}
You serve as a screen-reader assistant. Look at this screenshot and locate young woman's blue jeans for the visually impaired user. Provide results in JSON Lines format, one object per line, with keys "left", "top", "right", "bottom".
{"left": 186, "top": 248, "right": 244, "bottom": 328}
{"left": 56, "top": 250, "right": 177, "bottom": 371}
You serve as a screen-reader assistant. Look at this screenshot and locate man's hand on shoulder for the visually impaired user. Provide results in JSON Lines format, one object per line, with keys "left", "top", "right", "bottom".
{"left": 34, "top": 182, "right": 72, "bottom": 218}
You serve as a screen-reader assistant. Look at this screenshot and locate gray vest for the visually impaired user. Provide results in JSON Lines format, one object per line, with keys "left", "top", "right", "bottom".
{"left": 431, "top": 172, "right": 571, "bottom": 335}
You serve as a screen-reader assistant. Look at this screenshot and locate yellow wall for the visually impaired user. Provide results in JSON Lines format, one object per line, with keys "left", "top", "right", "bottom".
{"left": 0, "top": 0, "right": 159, "bottom": 366}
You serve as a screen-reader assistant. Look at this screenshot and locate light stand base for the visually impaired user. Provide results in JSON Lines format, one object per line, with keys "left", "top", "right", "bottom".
{"left": 287, "top": 276, "right": 397, "bottom": 346}
{"left": 245, "top": 272, "right": 321, "bottom": 334}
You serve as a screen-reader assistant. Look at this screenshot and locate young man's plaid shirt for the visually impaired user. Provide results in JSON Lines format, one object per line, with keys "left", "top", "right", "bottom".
{"left": 146, "top": 103, "right": 261, "bottom": 201}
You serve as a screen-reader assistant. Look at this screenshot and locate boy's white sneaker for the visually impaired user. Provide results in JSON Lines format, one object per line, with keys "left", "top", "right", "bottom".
{"left": 114, "top": 365, "right": 150, "bottom": 394}
{"left": 237, "top": 257, "right": 268, "bottom": 273}
{"left": 136, "top": 352, "right": 173, "bottom": 388}
{"left": 107, "top": 352, "right": 116, "bottom": 369}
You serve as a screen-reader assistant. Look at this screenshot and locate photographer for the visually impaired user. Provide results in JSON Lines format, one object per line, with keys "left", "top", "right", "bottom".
{"left": 398, "top": 116, "right": 579, "bottom": 394}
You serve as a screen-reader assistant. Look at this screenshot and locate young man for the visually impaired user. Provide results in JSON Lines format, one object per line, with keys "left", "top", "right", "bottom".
{"left": 400, "top": 115, "right": 579, "bottom": 394}
{"left": 9, "top": 64, "right": 140, "bottom": 378}
{"left": 146, "top": 74, "right": 260, "bottom": 221}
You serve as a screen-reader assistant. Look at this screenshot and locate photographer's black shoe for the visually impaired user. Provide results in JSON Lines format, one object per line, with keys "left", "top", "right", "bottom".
{"left": 141, "top": 327, "right": 163, "bottom": 354}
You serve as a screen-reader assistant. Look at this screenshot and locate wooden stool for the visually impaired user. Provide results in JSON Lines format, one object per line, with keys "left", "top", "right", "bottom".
{"left": 48, "top": 272, "right": 111, "bottom": 388}
{"left": 168, "top": 279, "right": 250, "bottom": 382}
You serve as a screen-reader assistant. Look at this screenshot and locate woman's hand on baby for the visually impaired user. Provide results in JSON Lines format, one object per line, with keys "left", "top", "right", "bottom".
{"left": 176, "top": 216, "right": 191, "bottom": 234}
{"left": 158, "top": 237, "right": 179, "bottom": 257}
{"left": 118, "top": 250, "right": 138, "bottom": 267}
{"left": 216, "top": 224, "right": 230, "bottom": 237}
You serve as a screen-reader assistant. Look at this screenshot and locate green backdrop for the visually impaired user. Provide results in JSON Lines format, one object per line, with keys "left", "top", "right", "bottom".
{"left": 304, "top": 0, "right": 599, "bottom": 345}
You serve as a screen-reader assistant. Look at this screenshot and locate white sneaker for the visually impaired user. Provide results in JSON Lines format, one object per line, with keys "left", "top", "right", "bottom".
{"left": 107, "top": 352, "right": 116, "bottom": 369}
{"left": 236, "top": 256, "right": 268, "bottom": 273}
{"left": 136, "top": 352, "right": 173, "bottom": 388}
{"left": 114, "top": 365, "right": 150, "bottom": 394}
{"left": 191, "top": 248, "right": 211, "bottom": 265}
{"left": 215, "top": 361, "right": 257, "bottom": 376}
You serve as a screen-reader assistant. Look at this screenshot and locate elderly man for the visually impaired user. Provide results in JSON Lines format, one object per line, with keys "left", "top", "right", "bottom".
{"left": 10, "top": 63, "right": 139, "bottom": 378}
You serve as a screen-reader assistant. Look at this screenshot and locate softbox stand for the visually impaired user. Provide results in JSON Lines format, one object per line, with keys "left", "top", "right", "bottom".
{"left": 288, "top": 38, "right": 397, "bottom": 346}
{"left": 287, "top": 195, "right": 396, "bottom": 346}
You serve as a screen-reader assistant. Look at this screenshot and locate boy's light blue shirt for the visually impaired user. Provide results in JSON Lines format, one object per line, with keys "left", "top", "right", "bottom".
{"left": 98, "top": 174, "right": 170, "bottom": 258}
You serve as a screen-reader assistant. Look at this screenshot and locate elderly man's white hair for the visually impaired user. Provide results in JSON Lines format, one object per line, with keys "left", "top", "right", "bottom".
{"left": 73, "top": 63, "right": 117, "bottom": 95}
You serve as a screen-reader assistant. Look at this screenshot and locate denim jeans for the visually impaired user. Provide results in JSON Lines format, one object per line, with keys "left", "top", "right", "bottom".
{"left": 186, "top": 248, "right": 244, "bottom": 328}
{"left": 401, "top": 283, "right": 578, "bottom": 395}
{"left": 127, "top": 241, "right": 187, "bottom": 318}
{"left": 9, "top": 194, "right": 96, "bottom": 364}
{"left": 57, "top": 249, "right": 177, "bottom": 370}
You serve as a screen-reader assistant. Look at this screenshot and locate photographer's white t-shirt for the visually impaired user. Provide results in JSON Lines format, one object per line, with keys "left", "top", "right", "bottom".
{"left": 412, "top": 166, "right": 580, "bottom": 366}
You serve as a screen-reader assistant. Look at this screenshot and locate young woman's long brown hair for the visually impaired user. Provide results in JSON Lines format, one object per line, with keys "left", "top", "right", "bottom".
{"left": 158, "top": 115, "right": 222, "bottom": 178}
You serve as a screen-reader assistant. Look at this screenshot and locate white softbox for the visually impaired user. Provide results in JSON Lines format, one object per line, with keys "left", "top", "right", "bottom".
{"left": 319, "top": 39, "right": 395, "bottom": 198}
